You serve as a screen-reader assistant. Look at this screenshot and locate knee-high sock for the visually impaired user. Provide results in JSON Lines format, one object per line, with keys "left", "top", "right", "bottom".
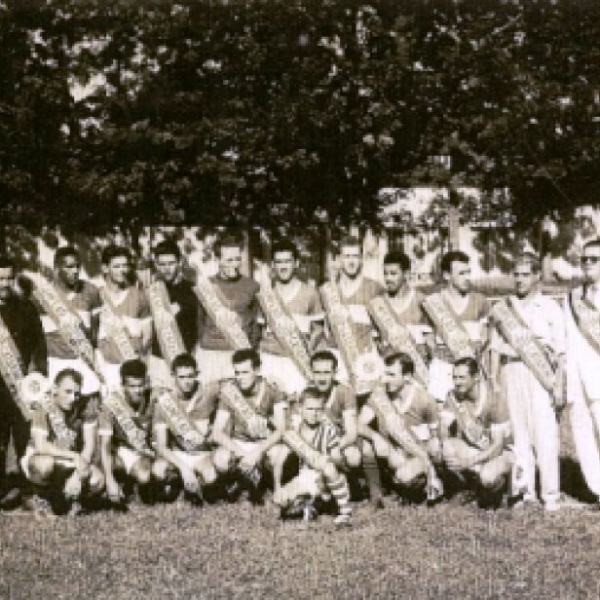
{"left": 362, "top": 454, "right": 382, "bottom": 500}
{"left": 328, "top": 474, "right": 352, "bottom": 516}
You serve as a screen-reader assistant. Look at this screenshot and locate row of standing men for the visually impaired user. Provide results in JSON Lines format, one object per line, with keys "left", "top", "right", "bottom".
{"left": 1, "top": 234, "right": 600, "bottom": 521}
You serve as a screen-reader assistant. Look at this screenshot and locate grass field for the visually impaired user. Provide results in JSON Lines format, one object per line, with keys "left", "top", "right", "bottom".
{"left": 1, "top": 420, "right": 598, "bottom": 599}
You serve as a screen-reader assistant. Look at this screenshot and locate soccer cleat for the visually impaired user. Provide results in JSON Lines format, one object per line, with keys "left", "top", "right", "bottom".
{"left": 333, "top": 513, "right": 352, "bottom": 528}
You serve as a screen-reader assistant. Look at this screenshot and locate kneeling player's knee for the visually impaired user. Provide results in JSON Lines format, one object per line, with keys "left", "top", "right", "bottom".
{"left": 388, "top": 449, "right": 404, "bottom": 471}
{"left": 323, "top": 461, "right": 338, "bottom": 482}
{"left": 29, "top": 455, "right": 55, "bottom": 483}
{"left": 88, "top": 466, "right": 105, "bottom": 495}
{"left": 479, "top": 466, "right": 505, "bottom": 490}
{"left": 152, "top": 459, "right": 169, "bottom": 481}
{"left": 201, "top": 463, "right": 218, "bottom": 486}
{"left": 344, "top": 446, "right": 361, "bottom": 468}
{"left": 132, "top": 458, "right": 152, "bottom": 485}
{"left": 212, "top": 448, "right": 231, "bottom": 473}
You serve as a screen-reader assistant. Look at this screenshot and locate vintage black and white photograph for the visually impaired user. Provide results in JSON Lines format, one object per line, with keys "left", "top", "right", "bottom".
{"left": 0, "top": 1, "right": 599, "bottom": 598}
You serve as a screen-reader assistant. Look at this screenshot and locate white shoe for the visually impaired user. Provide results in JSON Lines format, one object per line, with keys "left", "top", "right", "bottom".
{"left": 333, "top": 513, "right": 352, "bottom": 528}
{"left": 544, "top": 501, "right": 561, "bottom": 513}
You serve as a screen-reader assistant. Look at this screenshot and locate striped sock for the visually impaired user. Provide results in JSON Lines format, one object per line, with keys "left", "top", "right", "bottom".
{"left": 329, "top": 474, "right": 352, "bottom": 516}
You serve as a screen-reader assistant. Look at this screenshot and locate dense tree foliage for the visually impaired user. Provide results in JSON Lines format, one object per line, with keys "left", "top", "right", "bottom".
{"left": 0, "top": 0, "right": 598, "bottom": 246}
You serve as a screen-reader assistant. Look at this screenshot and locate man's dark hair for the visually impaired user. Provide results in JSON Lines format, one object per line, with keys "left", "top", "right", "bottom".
{"left": 583, "top": 239, "right": 600, "bottom": 252}
{"left": 339, "top": 235, "right": 362, "bottom": 252}
{"left": 299, "top": 386, "right": 325, "bottom": 405}
{"left": 383, "top": 251, "right": 411, "bottom": 272}
{"left": 214, "top": 234, "right": 243, "bottom": 258}
{"left": 101, "top": 245, "right": 131, "bottom": 266}
{"left": 54, "top": 368, "right": 83, "bottom": 388}
{"left": 272, "top": 239, "right": 299, "bottom": 261}
{"left": 453, "top": 356, "right": 479, "bottom": 377}
{"left": 310, "top": 350, "right": 338, "bottom": 371}
{"left": 440, "top": 250, "right": 469, "bottom": 275}
{"left": 120, "top": 359, "right": 147, "bottom": 382}
{"left": 383, "top": 352, "right": 415, "bottom": 376}
{"left": 54, "top": 246, "right": 80, "bottom": 268}
{"left": 171, "top": 353, "right": 197, "bottom": 373}
{"left": 232, "top": 348, "right": 261, "bottom": 369}
{"left": 153, "top": 240, "right": 181, "bottom": 261}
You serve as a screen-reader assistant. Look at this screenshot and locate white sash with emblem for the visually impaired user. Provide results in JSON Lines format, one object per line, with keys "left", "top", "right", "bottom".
{"left": 99, "top": 289, "right": 138, "bottom": 362}
{"left": 103, "top": 388, "right": 151, "bottom": 454}
{"left": 446, "top": 390, "right": 490, "bottom": 451}
{"left": 568, "top": 288, "right": 600, "bottom": 358}
{"left": 368, "top": 295, "right": 429, "bottom": 386}
{"left": 28, "top": 273, "right": 97, "bottom": 371}
{"left": 194, "top": 275, "right": 251, "bottom": 349}
{"left": 0, "top": 311, "right": 33, "bottom": 420}
{"left": 321, "top": 282, "right": 380, "bottom": 392}
{"left": 422, "top": 292, "right": 476, "bottom": 360}
{"left": 491, "top": 297, "right": 556, "bottom": 393}
{"left": 156, "top": 390, "right": 204, "bottom": 452}
{"left": 147, "top": 281, "right": 186, "bottom": 365}
{"left": 257, "top": 280, "right": 312, "bottom": 380}
{"left": 219, "top": 380, "right": 270, "bottom": 439}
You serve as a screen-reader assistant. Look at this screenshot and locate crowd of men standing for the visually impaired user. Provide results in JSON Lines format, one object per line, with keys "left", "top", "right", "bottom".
{"left": 1, "top": 232, "right": 600, "bottom": 525}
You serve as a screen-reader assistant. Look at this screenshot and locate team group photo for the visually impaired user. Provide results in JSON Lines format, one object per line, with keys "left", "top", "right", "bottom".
{"left": 2, "top": 0, "right": 600, "bottom": 598}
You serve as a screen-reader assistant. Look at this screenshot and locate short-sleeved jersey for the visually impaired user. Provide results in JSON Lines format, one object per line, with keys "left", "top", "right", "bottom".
{"left": 216, "top": 377, "right": 287, "bottom": 441}
{"left": 381, "top": 288, "right": 428, "bottom": 344}
{"left": 98, "top": 392, "right": 155, "bottom": 449}
{"left": 259, "top": 279, "right": 324, "bottom": 356}
{"left": 424, "top": 290, "right": 490, "bottom": 354}
{"left": 30, "top": 396, "right": 99, "bottom": 451}
{"left": 441, "top": 385, "right": 510, "bottom": 448}
{"left": 153, "top": 389, "right": 209, "bottom": 451}
{"left": 288, "top": 413, "right": 341, "bottom": 458}
{"left": 199, "top": 275, "right": 260, "bottom": 351}
{"left": 38, "top": 279, "right": 102, "bottom": 359}
{"left": 318, "top": 383, "right": 357, "bottom": 428}
{"left": 383, "top": 383, "right": 437, "bottom": 433}
{"left": 151, "top": 278, "right": 199, "bottom": 357}
{"left": 97, "top": 285, "right": 151, "bottom": 364}
{"left": 322, "top": 276, "right": 383, "bottom": 353}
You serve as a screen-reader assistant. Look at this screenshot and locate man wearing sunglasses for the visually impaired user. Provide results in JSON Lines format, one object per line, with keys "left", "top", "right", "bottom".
{"left": 565, "top": 239, "right": 600, "bottom": 508}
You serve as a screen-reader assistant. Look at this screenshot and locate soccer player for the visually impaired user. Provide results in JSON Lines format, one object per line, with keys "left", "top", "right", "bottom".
{"left": 196, "top": 235, "right": 260, "bottom": 384}
{"left": 565, "top": 239, "right": 600, "bottom": 508}
{"left": 422, "top": 251, "right": 490, "bottom": 403}
{"left": 358, "top": 353, "right": 441, "bottom": 503}
{"left": 98, "top": 359, "right": 156, "bottom": 505}
{"left": 41, "top": 246, "right": 102, "bottom": 396}
{"left": 0, "top": 256, "right": 47, "bottom": 508}
{"left": 490, "top": 253, "right": 565, "bottom": 511}
{"left": 309, "top": 350, "right": 361, "bottom": 470}
{"left": 259, "top": 239, "right": 325, "bottom": 395}
{"left": 274, "top": 388, "right": 353, "bottom": 526}
{"left": 22, "top": 369, "right": 104, "bottom": 514}
{"left": 320, "top": 235, "right": 383, "bottom": 384}
{"left": 96, "top": 246, "right": 152, "bottom": 387}
{"left": 210, "top": 349, "right": 288, "bottom": 503}
{"left": 439, "top": 357, "right": 513, "bottom": 508}
{"left": 148, "top": 240, "right": 200, "bottom": 387}
{"left": 152, "top": 353, "right": 217, "bottom": 504}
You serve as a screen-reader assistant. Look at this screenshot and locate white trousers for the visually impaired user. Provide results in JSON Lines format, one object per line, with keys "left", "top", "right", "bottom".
{"left": 569, "top": 390, "right": 600, "bottom": 497}
{"left": 501, "top": 362, "right": 559, "bottom": 504}
{"left": 260, "top": 353, "right": 308, "bottom": 396}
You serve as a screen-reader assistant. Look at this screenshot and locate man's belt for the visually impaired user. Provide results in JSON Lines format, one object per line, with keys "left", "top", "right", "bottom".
{"left": 500, "top": 355, "right": 522, "bottom": 366}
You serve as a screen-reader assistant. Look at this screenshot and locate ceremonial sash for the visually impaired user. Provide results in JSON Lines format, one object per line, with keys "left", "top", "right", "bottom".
{"left": 147, "top": 281, "right": 186, "bottom": 365}
{"left": 568, "top": 289, "right": 600, "bottom": 358}
{"left": 37, "top": 393, "right": 77, "bottom": 450}
{"left": 491, "top": 297, "right": 556, "bottom": 392}
{"left": 220, "top": 380, "right": 270, "bottom": 439}
{"left": 103, "top": 389, "right": 150, "bottom": 453}
{"left": 156, "top": 391, "right": 204, "bottom": 452}
{"left": 99, "top": 289, "right": 138, "bottom": 362}
{"left": 0, "top": 311, "right": 32, "bottom": 420}
{"left": 257, "top": 283, "right": 312, "bottom": 380}
{"left": 321, "top": 282, "right": 379, "bottom": 389}
{"left": 28, "top": 273, "right": 96, "bottom": 370}
{"left": 369, "top": 387, "right": 425, "bottom": 458}
{"left": 368, "top": 295, "right": 429, "bottom": 386}
{"left": 422, "top": 293, "right": 476, "bottom": 360}
{"left": 446, "top": 392, "right": 490, "bottom": 450}
{"left": 282, "top": 429, "right": 330, "bottom": 472}
{"left": 194, "top": 276, "right": 250, "bottom": 349}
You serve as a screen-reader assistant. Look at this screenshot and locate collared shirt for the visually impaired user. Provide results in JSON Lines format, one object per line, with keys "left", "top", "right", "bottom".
{"left": 319, "top": 382, "right": 357, "bottom": 427}
{"left": 490, "top": 291, "right": 566, "bottom": 358}
{"left": 381, "top": 287, "right": 429, "bottom": 344}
